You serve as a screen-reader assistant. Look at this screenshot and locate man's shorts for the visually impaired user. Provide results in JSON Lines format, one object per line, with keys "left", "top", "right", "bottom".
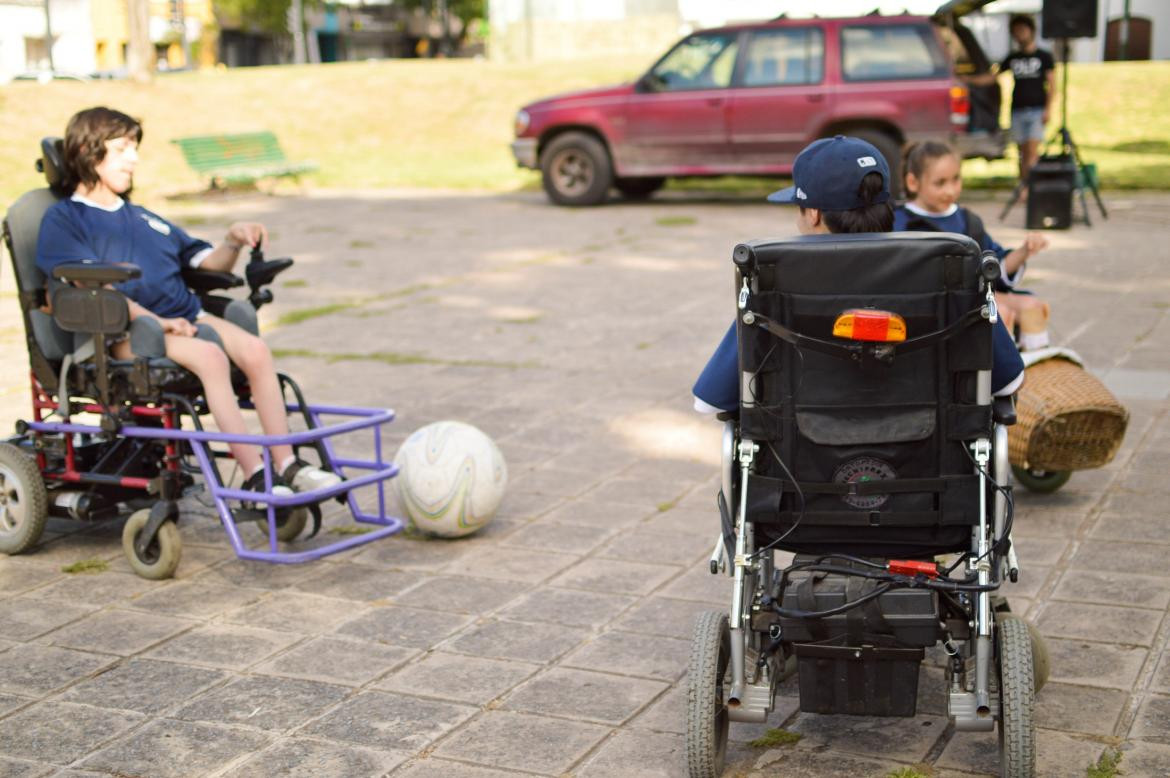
{"left": 1010, "top": 107, "right": 1046, "bottom": 143}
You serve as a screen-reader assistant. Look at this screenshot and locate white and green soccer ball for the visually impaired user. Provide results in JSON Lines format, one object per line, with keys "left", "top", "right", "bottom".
{"left": 393, "top": 421, "right": 507, "bottom": 538}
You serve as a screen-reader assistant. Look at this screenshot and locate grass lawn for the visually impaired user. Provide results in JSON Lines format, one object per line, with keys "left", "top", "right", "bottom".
{"left": 2, "top": 58, "right": 1168, "bottom": 208}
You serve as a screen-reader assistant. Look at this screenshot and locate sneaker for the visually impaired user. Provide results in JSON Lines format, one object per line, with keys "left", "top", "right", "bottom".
{"left": 282, "top": 459, "right": 343, "bottom": 492}
{"left": 241, "top": 468, "right": 294, "bottom": 507}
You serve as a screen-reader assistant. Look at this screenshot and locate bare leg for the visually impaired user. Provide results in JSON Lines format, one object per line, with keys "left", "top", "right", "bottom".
{"left": 198, "top": 315, "right": 294, "bottom": 467}
{"left": 1020, "top": 140, "right": 1041, "bottom": 182}
{"left": 113, "top": 334, "right": 264, "bottom": 473}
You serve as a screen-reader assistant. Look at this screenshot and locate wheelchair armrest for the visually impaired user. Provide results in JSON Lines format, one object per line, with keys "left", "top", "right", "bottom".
{"left": 182, "top": 266, "right": 244, "bottom": 293}
{"left": 992, "top": 395, "right": 1017, "bottom": 426}
{"left": 52, "top": 261, "right": 141, "bottom": 286}
{"left": 51, "top": 285, "right": 129, "bottom": 334}
{"left": 716, "top": 410, "right": 740, "bottom": 422}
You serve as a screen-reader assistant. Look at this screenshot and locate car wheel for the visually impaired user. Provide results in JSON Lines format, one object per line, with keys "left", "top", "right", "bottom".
{"left": 615, "top": 176, "right": 665, "bottom": 200}
{"left": 540, "top": 131, "right": 613, "bottom": 206}
{"left": 850, "top": 129, "right": 903, "bottom": 199}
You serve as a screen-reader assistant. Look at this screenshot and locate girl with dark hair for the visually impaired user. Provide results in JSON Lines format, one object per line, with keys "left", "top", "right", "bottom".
{"left": 895, "top": 140, "right": 1052, "bottom": 351}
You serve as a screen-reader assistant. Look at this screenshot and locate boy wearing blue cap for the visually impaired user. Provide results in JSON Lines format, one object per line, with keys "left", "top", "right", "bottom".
{"left": 692, "top": 135, "right": 1025, "bottom": 414}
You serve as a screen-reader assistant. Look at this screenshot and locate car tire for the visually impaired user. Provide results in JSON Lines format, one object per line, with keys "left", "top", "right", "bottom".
{"left": 540, "top": 131, "right": 613, "bottom": 206}
{"left": 615, "top": 176, "right": 665, "bottom": 200}
{"left": 850, "top": 129, "right": 903, "bottom": 199}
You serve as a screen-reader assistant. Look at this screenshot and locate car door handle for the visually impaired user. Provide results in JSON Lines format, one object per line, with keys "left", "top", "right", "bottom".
{"left": 707, "top": 97, "right": 724, "bottom": 107}
{"left": 806, "top": 94, "right": 825, "bottom": 102}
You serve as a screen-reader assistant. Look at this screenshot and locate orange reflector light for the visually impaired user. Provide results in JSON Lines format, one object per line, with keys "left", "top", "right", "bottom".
{"left": 832, "top": 309, "right": 907, "bottom": 342}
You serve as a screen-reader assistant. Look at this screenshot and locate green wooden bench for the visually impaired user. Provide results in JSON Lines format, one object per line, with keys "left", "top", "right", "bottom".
{"left": 170, "top": 131, "right": 318, "bottom": 189}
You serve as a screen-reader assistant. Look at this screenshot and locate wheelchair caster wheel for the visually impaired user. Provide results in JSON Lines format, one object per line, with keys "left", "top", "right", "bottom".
{"left": 255, "top": 507, "right": 308, "bottom": 542}
{"left": 687, "top": 610, "right": 730, "bottom": 778}
{"left": 997, "top": 616, "right": 1037, "bottom": 778}
{"left": 0, "top": 442, "right": 48, "bottom": 555}
{"left": 122, "top": 509, "right": 181, "bottom": 580}
{"left": 1011, "top": 465, "right": 1071, "bottom": 494}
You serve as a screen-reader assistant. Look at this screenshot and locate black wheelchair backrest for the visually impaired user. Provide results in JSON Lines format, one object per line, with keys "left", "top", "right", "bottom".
{"left": 732, "top": 232, "right": 994, "bottom": 557}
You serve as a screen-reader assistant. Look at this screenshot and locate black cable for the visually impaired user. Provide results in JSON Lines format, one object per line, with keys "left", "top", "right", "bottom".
{"left": 771, "top": 582, "right": 893, "bottom": 619}
{"left": 747, "top": 440, "right": 806, "bottom": 561}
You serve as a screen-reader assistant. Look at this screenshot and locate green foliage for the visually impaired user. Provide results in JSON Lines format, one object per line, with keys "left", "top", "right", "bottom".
{"left": 748, "top": 728, "right": 801, "bottom": 748}
{"left": 1086, "top": 748, "right": 1123, "bottom": 778}
{"left": 396, "top": 0, "right": 485, "bottom": 29}
{"left": 887, "top": 768, "right": 932, "bottom": 778}
{"left": 216, "top": 0, "right": 293, "bottom": 36}
{"left": 61, "top": 558, "right": 109, "bottom": 574}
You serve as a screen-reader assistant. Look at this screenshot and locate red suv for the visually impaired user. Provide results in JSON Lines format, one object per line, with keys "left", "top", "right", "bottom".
{"left": 511, "top": 7, "right": 1004, "bottom": 205}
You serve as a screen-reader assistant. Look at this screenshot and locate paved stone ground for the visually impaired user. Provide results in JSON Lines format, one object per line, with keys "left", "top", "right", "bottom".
{"left": 0, "top": 186, "right": 1167, "bottom": 777}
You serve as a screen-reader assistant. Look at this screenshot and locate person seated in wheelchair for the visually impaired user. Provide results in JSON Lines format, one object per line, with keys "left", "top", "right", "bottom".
{"left": 692, "top": 135, "right": 1025, "bottom": 414}
{"left": 35, "top": 106, "right": 339, "bottom": 497}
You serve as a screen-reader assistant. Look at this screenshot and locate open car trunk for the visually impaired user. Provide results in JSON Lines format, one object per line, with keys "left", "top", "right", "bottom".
{"left": 934, "top": 0, "right": 1002, "bottom": 137}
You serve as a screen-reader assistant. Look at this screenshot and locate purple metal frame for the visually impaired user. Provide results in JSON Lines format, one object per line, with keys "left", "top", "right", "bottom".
{"left": 25, "top": 401, "right": 405, "bottom": 563}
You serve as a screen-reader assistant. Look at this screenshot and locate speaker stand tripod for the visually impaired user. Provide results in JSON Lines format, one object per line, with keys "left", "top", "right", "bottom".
{"left": 998, "top": 39, "right": 1108, "bottom": 225}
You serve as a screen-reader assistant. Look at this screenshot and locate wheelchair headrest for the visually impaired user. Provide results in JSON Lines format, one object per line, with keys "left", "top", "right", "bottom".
{"left": 732, "top": 232, "right": 984, "bottom": 295}
{"left": 35, "top": 137, "right": 68, "bottom": 195}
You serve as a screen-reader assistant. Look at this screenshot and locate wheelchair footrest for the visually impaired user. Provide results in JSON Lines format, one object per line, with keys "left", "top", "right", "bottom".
{"left": 793, "top": 643, "right": 924, "bottom": 717}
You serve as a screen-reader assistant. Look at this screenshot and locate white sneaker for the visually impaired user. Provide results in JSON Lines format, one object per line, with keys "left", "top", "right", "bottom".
{"left": 283, "top": 460, "right": 343, "bottom": 492}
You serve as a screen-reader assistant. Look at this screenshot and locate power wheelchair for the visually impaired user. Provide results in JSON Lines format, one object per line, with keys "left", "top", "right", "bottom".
{"left": 687, "top": 233, "right": 1044, "bottom": 777}
{"left": 0, "top": 139, "right": 405, "bottom": 579}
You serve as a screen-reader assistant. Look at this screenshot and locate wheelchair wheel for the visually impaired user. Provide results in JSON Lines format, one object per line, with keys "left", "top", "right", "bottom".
{"left": 121, "top": 509, "right": 181, "bottom": 580}
{"left": 1011, "top": 465, "right": 1071, "bottom": 494}
{"left": 997, "top": 616, "right": 1037, "bottom": 778}
{"left": 687, "top": 610, "right": 730, "bottom": 778}
{"left": 255, "top": 507, "right": 308, "bottom": 542}
{"left": 0, "top": 442, "right": 48, "bottom": 555}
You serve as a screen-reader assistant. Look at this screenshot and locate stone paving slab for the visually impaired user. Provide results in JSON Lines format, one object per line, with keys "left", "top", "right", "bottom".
{"left": 0, "top": 188, "right": 1166, "bottom": 776}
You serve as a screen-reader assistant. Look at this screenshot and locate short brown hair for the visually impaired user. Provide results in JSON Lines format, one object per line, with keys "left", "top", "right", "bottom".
{"left": 63, "top": 107, "right": 143, "bottom": 193}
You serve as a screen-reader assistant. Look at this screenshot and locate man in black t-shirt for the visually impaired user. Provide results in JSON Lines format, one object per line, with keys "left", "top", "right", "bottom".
{"left": 966, "top": 15, "right": 1056, "bottom": 187}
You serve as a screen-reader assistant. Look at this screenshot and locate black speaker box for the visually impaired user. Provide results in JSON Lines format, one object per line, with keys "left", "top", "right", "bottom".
{"left": 1026, "top": 155, "right": 1077, "bottom": 230}
{"left": 1042, "top": 0, "right": 1098, "bottom": 39}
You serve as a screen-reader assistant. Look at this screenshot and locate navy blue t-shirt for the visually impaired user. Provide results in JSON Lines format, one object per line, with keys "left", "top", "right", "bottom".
{"left": 36, "top": 195, "right": 212, "bottom": 322}
{"left": 694, "top": 313, "right": 1025, "bottom": 413}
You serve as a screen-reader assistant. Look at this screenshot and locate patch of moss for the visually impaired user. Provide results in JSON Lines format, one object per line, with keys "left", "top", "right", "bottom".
{"left": 61, "top": 558, "right": 109, "bottom": 574}
{"left": 282, "top": 279, "right": 307, "bottom": 288}
{"left": 748, "top": 728, "right": 801, "bottom": 748}
{"left": 328, "top": 525, "right": 373, "bottom": 536}
{"left": 655, "top": 215, "right": 697, "bottom": 227}
{"left": 886, "top": 767, "right": 932, "bottom": 778}
{"left": 348, "top": 239, "right": 375, "bottom": 249}
{"left": 275, "top": 302, "right": 359, "bottom": 326}
{"left": 1087, "top": 748, "right": 1123, "bottom": 778}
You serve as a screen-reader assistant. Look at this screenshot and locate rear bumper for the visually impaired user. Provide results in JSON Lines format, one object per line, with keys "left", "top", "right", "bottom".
{"left": 953, "top": 130, "right": 1007, "bottom": 161}
{"left": 511, "top": 138, "right": 538, "bottom": 169}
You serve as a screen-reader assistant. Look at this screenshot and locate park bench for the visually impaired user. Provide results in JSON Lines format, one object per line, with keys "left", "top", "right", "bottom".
{"left": 171, "top": 131, "right": 317, "bottom": 189}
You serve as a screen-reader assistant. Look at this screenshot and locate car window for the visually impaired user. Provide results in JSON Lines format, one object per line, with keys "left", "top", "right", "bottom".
{"left": 742, "top": 27, "right": 824, "bottom": 87}
{"left": 841, "top": 24, "right": 948, "bottom": 81}
{"left": 647, "top": 32, "right": 740, "bottom": 91}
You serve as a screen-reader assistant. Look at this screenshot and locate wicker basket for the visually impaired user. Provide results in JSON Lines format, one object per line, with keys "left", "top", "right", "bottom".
{"left": 1008, "top": 357, "right": 1129, "bottom": 471}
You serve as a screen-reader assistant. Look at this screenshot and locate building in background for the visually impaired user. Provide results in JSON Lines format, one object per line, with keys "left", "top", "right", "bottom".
{"left": 0, "top": 0, "right": 96, "bottom": 80}
{"left": 90, "top": 0, "right": 216, "bottom": 73}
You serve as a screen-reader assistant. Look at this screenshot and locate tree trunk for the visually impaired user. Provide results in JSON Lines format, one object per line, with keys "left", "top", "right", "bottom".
{"left": 126, "top": 0, "right": 153, "bottom": 82}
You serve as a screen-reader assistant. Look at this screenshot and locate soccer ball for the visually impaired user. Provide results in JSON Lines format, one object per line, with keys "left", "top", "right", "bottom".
{"left": 393, "top": 421, "right": 507, "bottom": 538}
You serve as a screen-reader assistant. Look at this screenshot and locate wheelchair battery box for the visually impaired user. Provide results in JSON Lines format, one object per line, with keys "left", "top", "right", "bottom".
{"left": 793, "top": 642, "right": 925, "bottom": 717}
{"left": 777, "top": 562, "right": 939, "bottom": 648}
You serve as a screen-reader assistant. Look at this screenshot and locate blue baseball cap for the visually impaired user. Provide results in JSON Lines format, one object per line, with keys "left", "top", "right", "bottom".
{"left": 767, "top": 135, "right": 891, "bottom": 210}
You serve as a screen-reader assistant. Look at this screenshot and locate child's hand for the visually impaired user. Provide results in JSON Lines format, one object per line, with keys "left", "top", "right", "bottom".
{"left": 225, "top": 222, "right": 268, "bottom": 250}
{"left": 1021, "top": 232, "right": 1049, "bottom": 259}
{"left": 160, "top": 317, "right": 197, "bottom": 337}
